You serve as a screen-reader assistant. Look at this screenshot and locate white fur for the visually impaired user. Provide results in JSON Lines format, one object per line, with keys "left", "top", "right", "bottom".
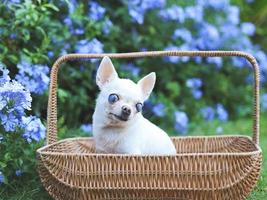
{"left": 92, "top": 56, "right": 176, "bottom": 155}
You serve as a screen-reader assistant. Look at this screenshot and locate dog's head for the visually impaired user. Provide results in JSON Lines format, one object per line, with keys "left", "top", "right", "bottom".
{"left": 94, "top": 56, "right": 155, "bottom": 127}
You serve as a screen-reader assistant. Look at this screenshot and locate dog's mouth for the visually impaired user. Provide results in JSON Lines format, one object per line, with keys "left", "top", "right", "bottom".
{"left": 109, "top": 113, "right": 129, "bottom": 122}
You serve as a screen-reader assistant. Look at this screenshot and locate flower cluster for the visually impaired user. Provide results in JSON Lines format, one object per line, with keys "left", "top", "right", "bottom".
{"left": 128, "top": 0, "right": 166, "bottom": 24}
{"left": 158, "top": 5, "right": 185, "bottom": 22}
{"left": 262, "top": 93, "right": 267, "bottom": 110}
{"left": 15, "top": 61, "right": 49, "bottom": 94}
{"left": 89, "top": 2, "right": 106, "bottom": 21}
{"left": 0, "top": 65, "right": 46, "bottom": 139}
{"left": 22, "top": 116, "right": 46, "bottom": 143}
{"left": 0, "top": 80, "right": 31, "bottom": 131}
{"left": 65, "top": 1, "right": 112, "bottom": 38}
{"left": 122, "top": 63, "right": 141, "bottom": 77}
{"left": 174, "top": 111, "right": 189, "bottom": 134}
{"left": 152, "top": 103, "right": 165, "bottom": 117}
{"left": 0, "top": 64, "right": 46, "bottom": 184}
{"left": 157, "top": 0, "right": 267, "bottom": 81}
{"left": 75, "top": 38, "right": 104, "bottom": 55}
{"left": 200, "top": 104, "right": 228, "bottom": 122}
{"left": 80, "top": 123, "right": 92, "bottom": 134}
{"left": 0, "top": 171, "right": 4, "bottom": 184}
{"left": 186, "top": 78, "right": 202, "bottom": 99}
{"left": 0, "top": 64, "right": 10, "bottom": 85}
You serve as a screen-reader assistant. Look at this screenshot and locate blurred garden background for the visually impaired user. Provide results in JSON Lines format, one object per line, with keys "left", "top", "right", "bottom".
{"left": 0, "top": 0, "right": 267, "bottom": 199}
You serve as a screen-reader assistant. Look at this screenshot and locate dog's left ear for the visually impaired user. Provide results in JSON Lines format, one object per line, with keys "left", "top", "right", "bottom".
{"left": 138, "top": 72, "right": 156, "bottom": 101}
{"left": 96, "top": 56, "right": 118, "bottom": 89}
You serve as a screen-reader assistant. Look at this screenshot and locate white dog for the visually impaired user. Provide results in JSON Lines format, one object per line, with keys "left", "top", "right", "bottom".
{"left": 92, "top": 56, "right": 176, "bottom": 155}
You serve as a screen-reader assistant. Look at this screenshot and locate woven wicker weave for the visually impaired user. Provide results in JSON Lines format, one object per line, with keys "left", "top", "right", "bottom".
{"left": 37, "top": 51, "right": 262, "bottom": 200}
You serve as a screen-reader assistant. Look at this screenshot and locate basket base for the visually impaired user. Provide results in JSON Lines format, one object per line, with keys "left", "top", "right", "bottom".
{"left": 37, "top": 136, "right": 262, "bottom": 200}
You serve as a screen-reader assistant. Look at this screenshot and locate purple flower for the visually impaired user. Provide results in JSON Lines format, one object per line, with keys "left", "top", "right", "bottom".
{"left": 75, "top": 38, "right": 103, "bottom": 55}
{"left": 10, "top": 33, "right": 17, "bottom": 39}
{"left": 216, "top": 126, "right": 223, "bottom": 134}
{"left": 192, "top": 89, "right": 202, "bottom": 99}
{"left": 200, "top": 107, "right": 215, "bottom": 121}
{"left": 227, "top": 6, "right": 240, "bottom": 25}
{"left": 142, "top": 0, "right": 165, "bottom": 9}
{"left": 22, "top": 116, "right": 46, "bottom": 142}
{"left": 102, "top": 19, "right": 113, "bottom": 35}
{"left": 89, "top": 2, "right": 105, "bottom": 21}
{"left": 63, "top": 16, "right": 72, "bottom": 26}
{"left": 47, "top": 51, "right": 54, "bottom": 58}
{"left": 0, "top": 80, "right": 32, "bottom": 115}
{"left": 128, "top": 3, "right": 145, "bottom": 24}
{"left": 74, "top": 28, "right": 85, "bottom": 35}
{"left": 67, "top": 0, "right": 77, "bottom": 14}
{"left": 197, "top": 23, "right": 220, "bottom": 49}
{"left": 220, "top": 23, "right": 240, "bottom": 39}
{"left": 80, "top": 123, "right": 92, "bottom": 134}
{"left": 194, "top": 57, "right": 202, "bottom": 64}
{"left": 0, "top": 171, "right": 4, "bottom": 183}
{"left": 241, "top": 22, "right": 256, "bottom": 36}
{"left": 185, "top": 5, "right": 203, "bottom": 22}
{"left": 216, "top": 104, "right": 228, "bottom": 121}
{"left": 60, "top": 43, "right": 70, "bottom": 56}
{"left": 174, "top": 111, "right": 188, "bottom": 135}
{"left": 0, "top": 64, "right": 10, "bottom": 85}
{"left": 172, "top": 28, "right": 192, "bottom": 42}
{"left": 207, "top": 57, "right": 223, "bottom": 68}
{"left": 15, "top": 170, "right": 22, "bottom": 177}
{"left": 16, "top": 61, "right": 50, "bottom": 94}
{"left": 158, "top": 5, "right": 185, "bottom": 23}
{"left": 262, "top": 93, "right": 267, "bottom": 110}
{"left": 186, "top": 78, "right": 202, "bottom": 89}
{"left": 122, "top": 63, "right": 140, "bottom": 77}
{"left": 152, "top": 103, "right": 165, "bottom": 117}
{"left": 231, "top": 57, "right": 247, "bottom": 68}
{"left": 143, "top": 100, "right": 153, "bottom": 112}
{"left": 128, "top": 0, "right": 166, "bottom": 24}
{"left": 255, "top": 50, "right": 267, "bottom": 72}
{"left": 8, "top": 0, "right": 21, "bottom": 4}
{"left": 200, "top": 0, "right": 229, "bottom": 10}
{"left": 0, "top": 113, "right": 19, "bottom": 132}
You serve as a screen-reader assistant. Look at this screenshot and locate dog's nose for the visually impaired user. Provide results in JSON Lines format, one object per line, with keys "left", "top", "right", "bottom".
{"left": 121, "top": 105, "right": 131, "bottom": 116}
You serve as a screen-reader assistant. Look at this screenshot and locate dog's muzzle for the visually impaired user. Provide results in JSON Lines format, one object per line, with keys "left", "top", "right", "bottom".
{"left": 121, "top": 106, "right": 131, "bottom": 120}
{"left": 109, "top": 113, "right": 129, "bottom": 122}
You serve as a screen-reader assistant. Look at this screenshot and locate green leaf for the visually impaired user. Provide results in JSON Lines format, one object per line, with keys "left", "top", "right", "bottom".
{"left": 166, "top": 82, "right": 180, "bottom": 98}
{"left": 43, "top": 3, "right": 59, "bottom": 12}
{"left": 21, "top": 29, "right": 30, "bottom": 41}
{"left": 0, "top": 161, "right": 7, "bottom": 168}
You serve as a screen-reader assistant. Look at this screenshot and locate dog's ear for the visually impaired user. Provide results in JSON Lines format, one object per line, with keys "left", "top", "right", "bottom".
{"left": 96, "top": 56, "right": 118, "bottom": 89}
{"left": 138, "top": 72, "right": 156, "bottom": 101}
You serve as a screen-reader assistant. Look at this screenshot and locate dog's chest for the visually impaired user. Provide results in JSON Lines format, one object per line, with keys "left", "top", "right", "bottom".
{"left": 94, "top": 128, "right": 131, "bottom": 153}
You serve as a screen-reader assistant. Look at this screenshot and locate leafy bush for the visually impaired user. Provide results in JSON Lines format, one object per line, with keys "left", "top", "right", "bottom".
{"left": 1, "top": 0, "right": 267, "bottom": 189}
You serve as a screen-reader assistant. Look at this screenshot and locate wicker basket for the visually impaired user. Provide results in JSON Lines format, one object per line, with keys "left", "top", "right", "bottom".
{"left": 37, "top": 51, "right": 262, "bottom": 200}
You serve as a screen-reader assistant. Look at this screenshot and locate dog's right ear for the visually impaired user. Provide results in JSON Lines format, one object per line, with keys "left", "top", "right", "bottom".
{"left": 96, "top": 56, "right": 118, "bottom": 89}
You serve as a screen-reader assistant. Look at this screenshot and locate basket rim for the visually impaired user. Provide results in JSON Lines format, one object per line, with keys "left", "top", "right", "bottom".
{"left": 37, "top": 135, "right": 262, "bottom": 157}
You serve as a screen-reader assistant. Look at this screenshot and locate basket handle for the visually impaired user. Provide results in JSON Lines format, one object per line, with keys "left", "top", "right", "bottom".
{"left": 46, "top": 51, "right": 260, "bottom": 145}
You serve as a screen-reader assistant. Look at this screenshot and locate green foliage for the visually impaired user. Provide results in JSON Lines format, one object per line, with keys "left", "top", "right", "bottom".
{"left": 1, "top": 0, "right": 267, "bottom": 198}
{"left": 1, "top": 0, "right": 264, "bottom": 129}
{"left": 0, "top": 130, "right": 44, "bottom": 184}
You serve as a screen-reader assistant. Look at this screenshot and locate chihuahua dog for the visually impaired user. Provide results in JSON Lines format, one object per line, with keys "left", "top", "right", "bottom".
{"left": 92, "top": 56, "right": 176, "bottom": 155}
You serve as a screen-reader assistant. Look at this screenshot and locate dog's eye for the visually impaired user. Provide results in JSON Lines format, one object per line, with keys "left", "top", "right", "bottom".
{"left": 108, "top": 94, "right": 119, "bottom": 104}
{"left": 136, "top": 103, "right": 143, "bottom": 112}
